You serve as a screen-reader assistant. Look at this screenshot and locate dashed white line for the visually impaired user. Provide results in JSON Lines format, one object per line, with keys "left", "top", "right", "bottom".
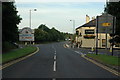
{"left": 53, "top": 61, "right": 56, "bottom": 71}
{"left": 54, "top": 55, "right": 56, "bottom": 60}
{"left": 52, "top": 78, "right": 56, "bottom": 80}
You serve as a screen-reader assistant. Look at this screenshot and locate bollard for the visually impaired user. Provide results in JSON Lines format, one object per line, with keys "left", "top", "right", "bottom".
{"left": 25, "top": 42, "right": 27, "bottom": 45}
{"left": 33, "top": 42, "right": 35, "bottom": 45}
{"left": 91, "top": 47, "right": 94, "bottom": 51}
{"left": 110, "top": 47, "right": 112, "bottom": 52}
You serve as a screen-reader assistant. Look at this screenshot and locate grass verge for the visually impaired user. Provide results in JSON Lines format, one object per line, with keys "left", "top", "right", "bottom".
{"left": 86, "top": 54, "right": 120, "bottom": 66}
{"left": 2, "top": 46, "right": 37, "bottom": 64}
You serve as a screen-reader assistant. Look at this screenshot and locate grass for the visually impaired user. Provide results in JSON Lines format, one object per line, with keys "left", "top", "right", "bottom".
{"left": 86, "top": 54, "right": 120, "bottom": 66}
{"left": 2, "top": 46, "right": 37, "bottom": 64}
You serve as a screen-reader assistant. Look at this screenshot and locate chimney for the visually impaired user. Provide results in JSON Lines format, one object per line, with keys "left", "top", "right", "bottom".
{"left": 86, "top": 15, "right": 90, "bottom": 23}
{"left": 92, "top": 16, "right": 95, "bottom": 20}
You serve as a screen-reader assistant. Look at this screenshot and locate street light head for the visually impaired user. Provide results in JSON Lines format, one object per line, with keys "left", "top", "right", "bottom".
{"left": 34, "top": 9, "right": 37, "bottom": 11}
{"left": 70, "top": 20, "right": 72, "bottom": 21}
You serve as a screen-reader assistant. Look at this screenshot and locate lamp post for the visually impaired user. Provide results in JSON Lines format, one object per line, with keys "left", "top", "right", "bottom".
{"left": 70, "top": 20, "right": 75, "bottom": 48}
{"left": 29, "top": 9, "right": 37, "bottom": 45}
{"left": 70, "top": 20, "right": 75, "bottom": 34}
{"left": 29, "top": 9, "right": 37, "bottom": 28}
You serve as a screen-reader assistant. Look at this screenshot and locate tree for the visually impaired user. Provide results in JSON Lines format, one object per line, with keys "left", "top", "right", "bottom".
{"left": 38, "top": 24, "right": 50, "bottom": 32}
{"left": 2, "top": 2, "right": 22, "bottom": 42}
{"left": 34, "top": 29, "right": 49, "bottom": 42}
{"left": 34, "top": 24, "right": 66, "bottom": 42}
{"left": 2, "top": 2, "right": 22, "bottom": 51}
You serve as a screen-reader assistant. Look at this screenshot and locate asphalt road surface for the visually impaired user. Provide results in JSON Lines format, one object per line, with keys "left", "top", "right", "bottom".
{"left": 2, "top": 42, "right": 119, "bottom": 79}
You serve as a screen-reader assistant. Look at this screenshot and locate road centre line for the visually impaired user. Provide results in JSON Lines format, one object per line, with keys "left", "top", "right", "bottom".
{"left": 54, "top": 55, "right": 56, "bottom": 60}
{"left": 52, "top": 78, "right": 56, "bottom": 80}
{"left": 53, "top": 61, "right": 56, "bottom": 71}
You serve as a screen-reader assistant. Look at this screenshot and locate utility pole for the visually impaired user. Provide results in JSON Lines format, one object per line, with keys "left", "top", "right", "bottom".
{"left": 29, "top": 9, "right": 37, "bottom": 29}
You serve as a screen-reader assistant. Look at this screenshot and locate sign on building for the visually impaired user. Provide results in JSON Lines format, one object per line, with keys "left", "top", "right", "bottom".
{"left": 19, "top": 27, "right": 34, "bottom": 41}
{"left": 97, "top": 13, "right": 115, "bottom": 33}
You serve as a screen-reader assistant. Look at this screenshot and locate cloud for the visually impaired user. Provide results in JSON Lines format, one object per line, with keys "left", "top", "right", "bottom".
{"left": 15, "top": 0, "right": 106, "bottom": 2}
{"left": 16, "top": 2, "right": 105, "bottom": 33}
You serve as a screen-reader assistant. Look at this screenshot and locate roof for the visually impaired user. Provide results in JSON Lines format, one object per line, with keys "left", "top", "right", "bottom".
{"left": 76, "top": 19, "right": 96, "bottom": 30}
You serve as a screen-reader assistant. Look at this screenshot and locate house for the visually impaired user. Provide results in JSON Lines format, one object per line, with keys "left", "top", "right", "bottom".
{"left": 75, "top": 15, "right": 111, "bottom": 48}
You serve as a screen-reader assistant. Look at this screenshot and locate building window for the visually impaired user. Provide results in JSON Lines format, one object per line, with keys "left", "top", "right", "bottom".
{"left": 102, "top": 39, "right": 106, "bottom": 47}
{"left": 85, "top": 29, "right": 94, "bottom": 34}
{"left": 76, "top": 31, "right": 79, "bottom": 35}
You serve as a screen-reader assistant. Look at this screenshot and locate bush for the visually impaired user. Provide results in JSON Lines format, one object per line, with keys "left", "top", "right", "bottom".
{"left": 2, "top": 41, "right": 18, "bottom": 53}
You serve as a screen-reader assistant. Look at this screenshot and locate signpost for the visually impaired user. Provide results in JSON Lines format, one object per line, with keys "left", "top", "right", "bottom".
{"left": 96, "top": 13, "right": 115, "bottom": 55}
{"left": 19, "top": 27, "right": 34, "bottom": 45}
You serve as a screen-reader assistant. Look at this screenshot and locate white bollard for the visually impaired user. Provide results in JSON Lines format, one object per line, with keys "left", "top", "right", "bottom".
{"left": 91, "top": 47, "right": 94, "bottom": 51}
{"left": 25, "top": 42, "right": 27, "bottom": 45}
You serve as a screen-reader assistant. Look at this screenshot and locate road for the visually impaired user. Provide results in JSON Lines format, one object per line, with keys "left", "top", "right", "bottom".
{"left": 2, "top": 42, "right": 119, "bottom": 79}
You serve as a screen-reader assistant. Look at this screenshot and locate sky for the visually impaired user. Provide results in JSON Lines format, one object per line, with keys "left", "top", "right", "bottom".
{"left": 15, "top": 0, "right": 106, "bottom": 33}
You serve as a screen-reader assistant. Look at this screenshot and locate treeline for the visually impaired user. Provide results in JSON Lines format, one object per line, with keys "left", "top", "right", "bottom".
{"left": 35, "top": 24, "right": 71, "bottom": 43}
{"left": 2, "top": 2, "right": 22, "bottom": 52}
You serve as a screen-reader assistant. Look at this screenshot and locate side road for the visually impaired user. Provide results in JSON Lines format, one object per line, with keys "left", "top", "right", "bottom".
{"left": 1, "top": 46, "right": 39, "bottom": 70}
{"left": 64, "top": 43, "right": 120, "bottom": 76}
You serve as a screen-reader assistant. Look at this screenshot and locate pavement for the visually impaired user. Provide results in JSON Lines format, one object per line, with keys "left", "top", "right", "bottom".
{"left": 2, "top": 42, "right": 119, "bottom": 79}
{"left": 66, "top": 42, "right": 120, "bottom": 57}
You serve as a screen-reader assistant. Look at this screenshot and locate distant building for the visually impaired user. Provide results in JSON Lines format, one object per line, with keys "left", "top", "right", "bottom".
{"left": 75, "top": 15, "right": 111, "bottom": 48}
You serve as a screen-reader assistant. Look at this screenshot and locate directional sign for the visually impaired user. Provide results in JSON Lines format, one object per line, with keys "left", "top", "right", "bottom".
{"left": 97, "top": 13, "right": 114, "bottom": 33}
{"left": 102, "top": 23, "right": 111, "bottom": 27}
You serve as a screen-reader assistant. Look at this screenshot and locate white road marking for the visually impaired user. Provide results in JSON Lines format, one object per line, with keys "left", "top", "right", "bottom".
{"left": 52, "top": 78, "right": 56, "bottom": 80}
{"left": 74, "top": 51, "right": 86, "bottom": 57}
{"left": 88, "top": 52, "right": 93, "bottom": 53}
{"left": 54, "top": 55, "right": 56, "bottom": 60}
{"left": 53, "top": 61, "right": 56, "bottom": 71}
{"left": 75, "top": 51, "right": 79, "bottom": 53}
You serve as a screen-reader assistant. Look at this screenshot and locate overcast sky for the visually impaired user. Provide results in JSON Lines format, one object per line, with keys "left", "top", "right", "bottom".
{"left": 15, "top": 0, "right": 106, "bottom": 33}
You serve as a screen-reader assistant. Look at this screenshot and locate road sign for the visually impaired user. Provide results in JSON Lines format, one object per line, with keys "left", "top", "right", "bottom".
{"left": 19, "top": 27, "right": 34, "bottom": 41}
{"left": 97, "top": 13, "right": 114, "bottom": 33}
{"left": 102, "top": 23, "right": 111, "bottom": 27}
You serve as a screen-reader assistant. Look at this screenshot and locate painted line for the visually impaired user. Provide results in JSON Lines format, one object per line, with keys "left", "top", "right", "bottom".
{"left": 63, "top": 44, "right": 66, "bottom": 48}
{"left": 75, "top": 51, "right": 79, "bottom": 53}
{"left": 83, "top": 56, "right": 120, "bottom": 76}
{"left": 88, "top": 52, "right": 93, "bottom": 53}
{"left": 52, "top": 78, "right": 56, "bottom": 80}
{"left": 74, "top": 51, "right": 86, "bottom": 57}
{"left": 0, "top": 47, "right": 39, "bottom": 70}
{"left": 54, "top": 55, "right": 56, "bottom": 60}
{"left": 53, "top": 61, "right": 56, "bottom": 71}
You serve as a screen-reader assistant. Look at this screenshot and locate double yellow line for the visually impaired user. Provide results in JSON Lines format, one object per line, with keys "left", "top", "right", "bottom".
{"left": 0, "top": 47, "right": 39, "bottom": 70}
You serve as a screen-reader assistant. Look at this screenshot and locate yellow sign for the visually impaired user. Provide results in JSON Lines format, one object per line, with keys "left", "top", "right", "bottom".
{"left": 102, "top": 23, "right": 111, "bottom": 27}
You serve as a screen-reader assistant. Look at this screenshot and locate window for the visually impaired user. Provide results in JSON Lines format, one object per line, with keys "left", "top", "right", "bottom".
{"left": 102, "top": 39, "right": 106, "bottom": 47}
{"left": 76, "top": 31, "right": 79, "bottom": 35}
{"left": 85, "top": 29, "right": 94, "bottom": 34}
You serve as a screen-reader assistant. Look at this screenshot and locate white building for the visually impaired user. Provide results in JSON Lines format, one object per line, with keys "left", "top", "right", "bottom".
{"left": 76, "top": 15, "right": 111, "bottom": 48}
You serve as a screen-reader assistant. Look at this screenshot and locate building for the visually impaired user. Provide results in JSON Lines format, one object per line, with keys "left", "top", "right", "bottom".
{"left": 75, "top": 15, "right": 111, "bottom": 48}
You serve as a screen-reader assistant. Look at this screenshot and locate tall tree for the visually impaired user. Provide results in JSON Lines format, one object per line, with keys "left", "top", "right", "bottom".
{"left": 2, "top": 2, "right": 22, "bottom": 42}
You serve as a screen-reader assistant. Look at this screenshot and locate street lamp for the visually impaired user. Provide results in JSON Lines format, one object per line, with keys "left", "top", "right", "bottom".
{"left": 70, "top": 20, "right": 75, "bottom": 34}
{"left": 29, "top": 9, "right": 37, "bottom": 29}
{"left": 70, "top": 20, "right": 76, "bottom": 48}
